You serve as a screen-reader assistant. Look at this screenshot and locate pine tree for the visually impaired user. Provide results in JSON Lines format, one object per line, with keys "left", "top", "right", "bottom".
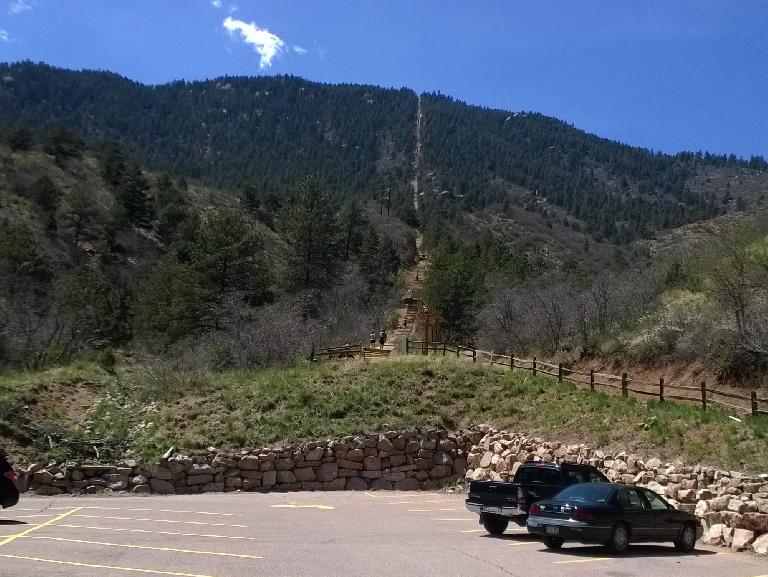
{"left": 283, "top": 175, "right": 340, "bottom": 295}
{"left": 338, "top": 197, "right": 366, "bottom": 260}
{"left": 117, "top": 163, "right": 153, "bottom": 227}
{"left": 7, "top": 126, "right": 33, "bottom": 152}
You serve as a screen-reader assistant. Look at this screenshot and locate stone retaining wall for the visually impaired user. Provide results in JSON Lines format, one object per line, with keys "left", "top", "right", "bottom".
{"left": 18, "top": 429, "right": 478, "bottom": 497}
{"left": 17, "top": 427, "right": 768, "bottom": 555}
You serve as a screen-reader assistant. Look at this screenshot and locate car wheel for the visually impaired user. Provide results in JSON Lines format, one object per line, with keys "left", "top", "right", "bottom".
{"left": 543, "top": 536, "right": 564, "bottom": 549}
{"left": 674, "top": 523, "right": 697, "bottom": 552}
{"left": 607, "top": 523, "right": 630, "bottom": 554}
{"left": 482, "top": 517, "right": 509, "bottom": 535}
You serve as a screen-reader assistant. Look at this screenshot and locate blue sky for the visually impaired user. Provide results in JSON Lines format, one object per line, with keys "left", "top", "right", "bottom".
{"left": 0, "top": 0, "right": 766, "bottom": 158}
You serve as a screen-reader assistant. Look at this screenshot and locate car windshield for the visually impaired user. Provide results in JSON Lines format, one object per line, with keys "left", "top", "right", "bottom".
{"left": 553, "top": 484, "right": 616, "bottom": 504}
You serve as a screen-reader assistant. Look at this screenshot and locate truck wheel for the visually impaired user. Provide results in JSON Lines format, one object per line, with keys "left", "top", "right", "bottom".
{"left": 482, "top": 517, "right": 509, "bottom": 535}
{"left": 543, "top": 537, "right": 564, "bottom": 549}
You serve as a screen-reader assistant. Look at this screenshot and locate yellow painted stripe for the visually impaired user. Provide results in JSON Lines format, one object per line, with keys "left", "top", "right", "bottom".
{"left": 58, "top": 524, "right": 259, "bottom": 541}
{"left": 503, "top": 541, "right": 538, "bottom": 547}
{"left": 408, "top": 508, "right": 463, "bottom": 512}
{"left": 270, "top": 504, "right": 335, "bottom": 510}
{"left": 553, "top": 557, "right": 611, "bottom": 565}
{"left": 0, "top": 507, "right": 82, "bottom": 547}
{"left": 27, "top": 536, "right": 262, "bottom": 559}
{"left": 52, "top": 506, "right": 243, "bottom": 517}
{"left": 0, "top": 554, "right": 219, "bottom": 577}
{"left": 364, "top": 491, "right": 378, "bottom": 498}
{"left": 434, "top": 518, "right": 476, "bottom": 521}
{"left": 460, "top": 529, "right": 485, "bottom": 533}
{"left": 73, "top": 514, "right": 246, "bottom": 528}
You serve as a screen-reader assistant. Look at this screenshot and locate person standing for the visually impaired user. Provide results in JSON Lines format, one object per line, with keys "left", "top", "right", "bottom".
{"left": 378, "top": 328, "right": 387, "bottom": 349}
{"left": 369, "top": 331, "right": 376, "bottom": 348}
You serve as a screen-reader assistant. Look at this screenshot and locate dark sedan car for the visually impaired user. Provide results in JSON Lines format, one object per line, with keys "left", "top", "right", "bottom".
{"left": 526, "top": 483, "right": 702, "bottom": 554}
{"left": 0, "top": 454, "right": 19, "bottom": 509}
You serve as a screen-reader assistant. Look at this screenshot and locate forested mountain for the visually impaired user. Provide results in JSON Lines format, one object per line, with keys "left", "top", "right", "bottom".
{"left": 419, "top": 94, "right": 768, "bottom": 243}
{"left": 1, "top": 62, "right": 766, "bottom": 246}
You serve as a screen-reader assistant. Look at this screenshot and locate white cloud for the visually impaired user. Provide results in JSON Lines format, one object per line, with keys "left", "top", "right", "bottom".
{"left": 228, "top": 4, "right": 238, "bottom": 13}
{"left": 8, "top": 0, "right": 33, "bottom": 15}
{"left": 293, "top": 45, "right": 307, "bottom": 55}
{"left": 0, "top": 29, "right": 8, "bottom": 42}
{"left": 210, "top": 0, "right": 222, "bottom": 8}
{"left": 222, "top": 16, "right": 284, "bottom": 69}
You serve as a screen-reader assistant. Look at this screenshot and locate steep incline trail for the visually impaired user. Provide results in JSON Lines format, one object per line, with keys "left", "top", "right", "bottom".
{"left": 412, "top": 95, "right": 422, "bottom": 211}
{"left": 386, "top": 235, "right": 428, "bottom": 351}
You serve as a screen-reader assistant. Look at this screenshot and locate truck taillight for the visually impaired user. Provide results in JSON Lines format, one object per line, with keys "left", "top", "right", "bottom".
{"left": 571, "top": 507, "right": 594, "bottom": 521}
{"left": 529, "top": 503, "right": 541, "bottom": 515}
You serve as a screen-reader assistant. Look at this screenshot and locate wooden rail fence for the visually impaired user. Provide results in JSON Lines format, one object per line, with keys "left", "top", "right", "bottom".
{"left": 404, "top": 339, "right": 768, "bottom": 417}
{"left": 311, "top": 342, "right": 392, "bottom": 360}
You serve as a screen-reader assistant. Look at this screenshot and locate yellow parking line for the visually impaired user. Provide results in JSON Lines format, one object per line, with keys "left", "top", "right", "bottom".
{"left": 364, "top": 492, "right": 378, "bottom": 498}
{"left": 270, "top": 504, "right": 335, "bottom": 510}
{"left": 0, "top": 554, "right": 218, "bottom": 577}
{"left": 27, "top": 536, "right": 262, "bottom": 559}
{"left": 503, "top": 542, "right": 539, "bottom": 547}
{"left": 73, "top": 514, "right": 246, "bottom": 528}
{"left": 0, "top": 507, "right": 82, "bottom": 548}
{"left": 53, "top": 506, "right": 243, "bottom": 517}
{"left": 553, "top": 557, "right": 611, "bottom": 565}
{"left": 460, "top": 529, "right": 485, "bottom": 533}
{"left": 434, "top": 518, "right": 476, "bottom": 521}
{"left": 408, "top": 508, "right": 463, "bottom": 512}
{"left": 58, "top": 524, "right": 259, "bottom": 541}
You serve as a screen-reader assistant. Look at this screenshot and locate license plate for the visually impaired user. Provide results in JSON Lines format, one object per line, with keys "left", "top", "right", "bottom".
{"left": 545, "top": 525, "right": 559, "bottom": 535}
{"left": 483, "top": 506, "right": 501, "bottom": 515}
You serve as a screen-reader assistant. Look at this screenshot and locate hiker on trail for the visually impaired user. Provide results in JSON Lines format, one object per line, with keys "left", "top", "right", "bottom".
{"left": 369, "top": 331, "right": 376, "bottom": 347}
{"left": 378, "top": 328, "right": 387, "bottom": 349}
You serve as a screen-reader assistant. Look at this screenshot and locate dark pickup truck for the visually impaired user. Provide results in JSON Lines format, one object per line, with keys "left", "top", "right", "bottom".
{"left": 465, "top": 461, "right": 609, "bottom": 534}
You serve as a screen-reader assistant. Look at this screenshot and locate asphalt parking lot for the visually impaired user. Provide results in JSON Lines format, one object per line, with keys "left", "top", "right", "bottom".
{"left": 0, "top": 491, "right": 766, "bottom": 577}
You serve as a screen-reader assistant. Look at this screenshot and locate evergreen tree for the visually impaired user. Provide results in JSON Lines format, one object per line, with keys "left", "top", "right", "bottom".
{"left": 190, "top": 207, "right": 269, "bottom": 304}
{"left": 28, "top": 176, "right": 61, "bottom": 233}
{"left": 42, "top": 123, "right": 84, "bottom": 166}
{"left": 283, "top": 175, "right": 340, "bottom": 295}
{"left": 338, "top": 197, "right": 367, "bottom": 260}
{"left": 7, "top": 126, "right": 33, "bottom": 152}
{"left": 132, "top": 254, "right": 210, "bottom": 348}
{"left": 99, "top": 141, "right": 128, "bottom": 187}
{"left": 117, "top": 163, "right": 153, "bottom": 227}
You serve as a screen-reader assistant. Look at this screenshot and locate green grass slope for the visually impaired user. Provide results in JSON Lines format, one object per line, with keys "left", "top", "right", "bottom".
{"left": 2, "top": 357, "right": 766, "bottom": 471}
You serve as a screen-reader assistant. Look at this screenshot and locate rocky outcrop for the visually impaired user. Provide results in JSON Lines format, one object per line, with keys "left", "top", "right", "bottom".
{"left": 464, "top": 429, "right": 768, "bottom": 556}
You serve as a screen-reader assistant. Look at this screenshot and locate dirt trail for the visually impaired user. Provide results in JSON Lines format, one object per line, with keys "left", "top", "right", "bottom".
{"left": 412, "top": 95, "right": 422, "bottom": 211}
{"left": 382, "top": 235, "right": 428, "bottom": 353}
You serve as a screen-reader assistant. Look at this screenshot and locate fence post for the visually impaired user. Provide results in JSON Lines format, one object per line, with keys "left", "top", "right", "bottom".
{"left": 456, "top": 345, "right": 460, "bottom": 358}
{"left": 422, "top": 340, "right": 427, "bottom": 356}
{"left": 472, "top": 348, "right": 477, "bottom": 363}
{"left": 659, "top": 377, "right": 664, "bottom": 402}
{"left": 405, "top": 338, "right": 410, "bottom": 354}
{"left": 590, "top": 369, "right": 595, "bottom": 391}
{"left": 752, "top": 391, "right": 759, "bottom": 415}
{"left": 310, "top": 342, "right": 315, "bottom": 362}
{"left": 443, "top": 342, "right": 447, "bottom": 356}
{"left": 532, "top": 357, "right": 537, "bottom": 376}
{"left": 510, "top": 353, "right": 514, "bottom": 372}
{"left": 558, "top": 363, "right": 563, "bottom": 383}
{"left": 621, "top": 373, "right": 628, "bottom": 397}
